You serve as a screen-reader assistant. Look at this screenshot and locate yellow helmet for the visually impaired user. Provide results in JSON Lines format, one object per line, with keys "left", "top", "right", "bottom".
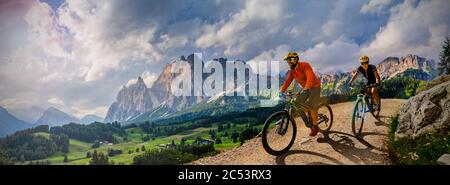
{"left": 359, "top": 55, "right": 369, "bottom": 63}
{"left": 284, "top": 52, "right": 299, "bottom": 61}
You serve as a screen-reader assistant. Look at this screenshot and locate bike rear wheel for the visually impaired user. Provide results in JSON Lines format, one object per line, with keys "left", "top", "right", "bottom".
{"left": 316, "top": 104, "right": 333, "bottom": 133}
{"left": 352, "top": 99, "right": 365, "bottom": 137}
{"left": 262, "top": 111, "right": 297, "bottom": 156}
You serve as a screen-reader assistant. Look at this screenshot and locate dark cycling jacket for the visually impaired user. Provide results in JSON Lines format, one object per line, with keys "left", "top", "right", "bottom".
{"left": 357, "top": 64, "right": 378, "bottom": 84}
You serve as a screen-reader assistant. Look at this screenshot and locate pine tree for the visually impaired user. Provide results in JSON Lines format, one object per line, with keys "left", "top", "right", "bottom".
{"left": 0, "top": 151, "right": 13, "bottom": 165}
{"left": 89, "top": 150, "right": 109, "bottom": 165}
{"left": 438, "top": 36, "right": 450, "bottom": 75}
{"left": 19, "top": 154, "right": 25, "bottom": 163}
{"left": 63, "top": 154, "right": 69, "bottom": 163}
{"left": 91, "top": 150, "right": 98, "bottom": 164}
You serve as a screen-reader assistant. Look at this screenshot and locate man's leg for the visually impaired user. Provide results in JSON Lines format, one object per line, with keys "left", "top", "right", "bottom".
{"left": 307, "top": 87, "right": 321, "bottom": 136}
{"left": 311, "top": 109, "right": 318, "bottom": 126}
{"left": 372, "top": 87, "right": 380, "bottom": 105}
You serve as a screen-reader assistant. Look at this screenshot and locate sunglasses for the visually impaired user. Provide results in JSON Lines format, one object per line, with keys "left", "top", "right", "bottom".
{"left": 361, "top": 62, "right": 368, "bottom": 65}
{"left": 286, "top": 57, "right": 297, "bottom": 62}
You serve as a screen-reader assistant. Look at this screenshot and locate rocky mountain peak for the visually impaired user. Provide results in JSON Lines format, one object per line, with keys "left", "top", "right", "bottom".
{"left": 376, "top": 54, "right": 435, "bottom": 80}
{"left": 137, "top": 76, "right": 145, "bottom": 85}
{"left": 319, "top": 54, "right": 437, "bottom": 96}
{"left": 104, "top": 76, "right": 156, "bottom": 122}
{"left": 35, "top": 107, "right": 79, "bottom": 126}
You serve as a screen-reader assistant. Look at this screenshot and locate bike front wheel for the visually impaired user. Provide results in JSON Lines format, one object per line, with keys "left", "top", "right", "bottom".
{"left": 262, "top": 111, "right": 297, "bottom": 156}
{"left": 352, "top": 99, "right": 365, "bottom": 137}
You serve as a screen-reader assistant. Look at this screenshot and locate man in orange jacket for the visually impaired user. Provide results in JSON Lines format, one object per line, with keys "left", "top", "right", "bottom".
{"left": 280, "top": 52, "right": 321, "bottom": 136}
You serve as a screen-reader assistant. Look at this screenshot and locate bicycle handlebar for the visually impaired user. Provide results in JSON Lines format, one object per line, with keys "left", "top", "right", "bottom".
{"left": 365, "top": 83, "right": 379, "bottom": 88}
{"left": 284, "top": 89, "right": 306, "bottom": 97}
{"left": 349, "top": 83, "right": 379, "bottom": 90}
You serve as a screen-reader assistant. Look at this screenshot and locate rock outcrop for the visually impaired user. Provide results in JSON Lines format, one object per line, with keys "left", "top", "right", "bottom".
{"left": 104, "top": 76, "right": 156, "bottom": 122}
{"left": 105, "top": 54, "right": 264, "bottom": 122}
{"left": 318, "top": 54, "right": 437, "bottom": 96}
{"left": 395, "top": 80, "right": 450, "bottom": 140}
{"left": 377, "top": 54, "right": 436, "bottom": 80}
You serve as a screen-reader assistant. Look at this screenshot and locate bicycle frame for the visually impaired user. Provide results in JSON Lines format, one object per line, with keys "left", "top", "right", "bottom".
{"left": 356, "top": 93, "right": 369, "bottom": 116}
{"left": 357, "top": 85, "right": 375, "bottom": 112}
{"left": 284, "top": 93, "right": 314, "bottom": 128}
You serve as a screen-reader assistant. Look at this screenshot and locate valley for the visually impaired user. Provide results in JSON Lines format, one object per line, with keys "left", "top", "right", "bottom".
{"left": 0, "top": 54, "right": 443, "bottom": 165}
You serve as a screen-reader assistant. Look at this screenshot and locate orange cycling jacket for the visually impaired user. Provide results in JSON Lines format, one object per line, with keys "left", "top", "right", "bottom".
{"left": 281, "top": 61, "right": 321, "bottom": 92}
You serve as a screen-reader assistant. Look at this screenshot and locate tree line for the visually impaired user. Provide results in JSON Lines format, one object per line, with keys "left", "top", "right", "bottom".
{"left": 49, "top": 122, "right": 124, "bottom": 143}
{"left": 0, "top": 125, "right": 69, "bottom": 161}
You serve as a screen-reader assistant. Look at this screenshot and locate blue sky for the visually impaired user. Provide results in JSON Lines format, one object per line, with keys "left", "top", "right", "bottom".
{"left": 42, "top": 0, "right": 64, "bottom": 9}
{"left": 0, "top": 0, "right": 449, "bottom": 120}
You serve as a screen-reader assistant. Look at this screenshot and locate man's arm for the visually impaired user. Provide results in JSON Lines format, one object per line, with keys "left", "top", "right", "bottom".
{"left": 349, "top": 70, "right": 359, "bottom": 86}
{"left": 304, "top": 63, "right": 314, "bottom": 90}
{"left": 281, "top": 71, "right": 294, "bottom": 93}
{"left": 374, "top": 68, "right": 381, "bottom": 84}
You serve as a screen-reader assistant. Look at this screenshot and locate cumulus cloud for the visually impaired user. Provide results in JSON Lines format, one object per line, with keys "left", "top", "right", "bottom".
{"left": 361, "top": 0, "right": 450, "bottom": 62}
{"left": 361, "top": 0, "right": 392, "bottom": 14}
{"left": 248, "top": 45, "right": 292, "bottom": 74}
{"left": 303, "top": 37, "right": 361, "bottom": 73}
{"left": 57, "top": 0, "right": 164, "bottom": 81}
{"left": 0, "top": 0, "right": 206, "bottom": 118}
{"left": 48, "top": 96, "right": 65, "bottom": 106}
{"left": 126, "top": 71, "right": 158, "bottom": 88}
{"left": 1, "top": 0, "right": 449, "bottom": 119}
{"left": 196, "top": 0, "right": 284, "bottom": 57}
{"left": 71, "top": 105, "right": 108, "bottom": 119}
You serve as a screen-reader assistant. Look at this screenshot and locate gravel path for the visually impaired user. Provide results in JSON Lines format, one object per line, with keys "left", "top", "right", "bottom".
{"left": 191, "top": 99, "right": 406, "bottom": 165}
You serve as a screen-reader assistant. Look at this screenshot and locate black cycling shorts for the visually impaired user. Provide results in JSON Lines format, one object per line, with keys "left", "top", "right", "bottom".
{"left": 296, "top": 87, "right": 321, "bottom": 109}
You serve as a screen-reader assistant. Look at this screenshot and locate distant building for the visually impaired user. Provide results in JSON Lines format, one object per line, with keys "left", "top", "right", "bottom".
{"left": 192, "top": 138, "right": 214, "bottom": 146}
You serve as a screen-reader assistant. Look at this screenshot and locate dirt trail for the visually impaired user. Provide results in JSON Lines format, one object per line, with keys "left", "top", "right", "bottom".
{"left": 191, "top": 99, "right": 406, "bottom": 165}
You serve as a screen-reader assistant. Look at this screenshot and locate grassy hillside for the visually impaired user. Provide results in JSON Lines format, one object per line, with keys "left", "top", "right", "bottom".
{"left": 30, "top": 121, "right": 256, "bottom": 165}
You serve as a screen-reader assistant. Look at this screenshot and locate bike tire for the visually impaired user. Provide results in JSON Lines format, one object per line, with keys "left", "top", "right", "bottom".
{"left": 352, "top": 99, "right": 365, "bottom": 137}
{"left": 317, "top": 104, "right": 333, "bottom": 133}
{"left": 261, "top": 111, "right": 297, "bottom": 156}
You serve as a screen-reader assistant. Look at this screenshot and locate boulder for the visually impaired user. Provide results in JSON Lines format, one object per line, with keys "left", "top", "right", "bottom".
{"left": 395, "top": 80, "right": 450, "bottom": 140}
{"left": 437, "top": 154, "right": 450, "bottom": 165}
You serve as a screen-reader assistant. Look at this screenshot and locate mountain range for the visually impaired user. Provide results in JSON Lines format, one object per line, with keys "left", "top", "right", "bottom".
{"left": 318, "top": 54, "right": 437, "bottom": 95}
{"left": 0, "top": 106, "right": 34, "bottom": 137}
{"left": 35, "top": 107, "right": 80, "bottom": 126}
{"left": 104, "top": 54, "right": 437, "bottom": 124}
{"left": 7, "top": 106, "right": 46, "bottom": 123}
{"left": 104, "top": 55, "right": 263, "bottom": 123}
{"left": 0, "top": 53, "right": 439, "bottom": 136}
{"left": 34, "top": 107, "right": 103, "bottom": 126}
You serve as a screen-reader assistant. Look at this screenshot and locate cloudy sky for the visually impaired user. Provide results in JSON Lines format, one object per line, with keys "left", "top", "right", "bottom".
{"left": 0, "top": 0, "right": 449, "bottom": 121}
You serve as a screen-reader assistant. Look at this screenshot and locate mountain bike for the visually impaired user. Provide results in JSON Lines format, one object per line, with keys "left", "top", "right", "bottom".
{"left": 351, "top": 83, "right": 381, "bottom": 137}
{"left": 261, "top": 90, "right": 333, "bottom": 156}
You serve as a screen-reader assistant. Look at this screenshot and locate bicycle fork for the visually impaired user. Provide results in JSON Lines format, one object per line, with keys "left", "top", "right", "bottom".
{"left": 276, "top": 116, "right": 288, "bottom": 135}
{"left": 357, "top": 98, "right": 367, "bottom": 118}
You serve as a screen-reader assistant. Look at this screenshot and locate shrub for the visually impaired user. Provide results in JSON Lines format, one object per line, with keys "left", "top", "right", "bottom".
{"left": 388, "top": 114, "right": 450, "bottom": 164}
{"left": 132, "top": 148, "right": 194, "bottom": 165}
